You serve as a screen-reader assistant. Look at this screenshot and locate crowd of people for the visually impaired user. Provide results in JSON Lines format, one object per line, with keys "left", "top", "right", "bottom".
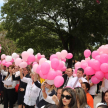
{"left": 0, "top": 59, "right": 108, "bottom": 108}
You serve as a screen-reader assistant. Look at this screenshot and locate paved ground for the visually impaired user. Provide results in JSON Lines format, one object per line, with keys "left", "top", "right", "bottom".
{"left": 0, "top": 92, "right": 101, "bottom": 108}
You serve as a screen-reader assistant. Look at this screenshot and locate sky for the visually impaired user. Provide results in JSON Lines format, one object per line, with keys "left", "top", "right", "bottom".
{"left": 0, "top": 0, "right": 4, "bottom": 18}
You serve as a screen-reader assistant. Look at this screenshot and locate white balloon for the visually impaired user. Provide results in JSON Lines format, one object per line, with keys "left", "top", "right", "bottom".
{"left": 1, "top": 54, "right": 6, "bottom": 59}
{"left": 27, "top": 48, "right": 34, "bottom": 55}
{"left": 56, "top": 52, "right": 61, "bottom": 59}
{"left": 5, "top": 56, "right": 12, "bottom": 62}
{"left": 45, "top": 80, "right": 54, "bottom": 85}
{"left": 61, "top": 50, "right": 68, "bottom": 59}
{"left": 0, "top": 46, "right": 2, "bottom": 50}
{"left": 12, "top": 53, "right": 17, "bottom": 58}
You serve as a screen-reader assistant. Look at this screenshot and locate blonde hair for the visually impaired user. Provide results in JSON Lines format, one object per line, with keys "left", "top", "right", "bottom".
{"left": 30, "top": 72, "right": 35, "bottom": 75}
{"left": 37, "top": 74, "right": 41, "bottom": 82}
{"left": 48, "top": 84, "right": 56, "bottom": 93}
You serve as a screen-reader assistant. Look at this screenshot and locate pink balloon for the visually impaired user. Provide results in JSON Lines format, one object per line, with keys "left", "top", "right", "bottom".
{"left": 61, "top": 58, "right": 66, "bottom": 62}
{"left": 95, "top": 55, "right": 101, "bottom": 63}
{"left": 27, "top": 61, "right": 31, "bottom": 65}
{"left": 5, "top": 62, "right": 12, "bottom": 67}
{"left": 81, "top": 60, "right": 86, "bottom": 64}
{"left": 92, "top": 60, "right": 101, "bottom": 71}
{"left": 66, "top": 53, "right": 73, "bottom": 59}
{"left": 0, "top": 60, "right": 1, "bottom": 64}
{"left": 15, "top": 58, "right": 22, "bottom": 66}
{"left": 41, "top": 62, "right": 50, "bottom": 75}
{"left": 2, "top": 60, "right": 6, "bottom": 65}
{"left": 54, "top": 76, "right": 64, "bottom": 87}
{"left": 51, "top": 58, "right": 59, "bottom": 70}
{"left": 100, "top": 54, "right": 108, "bottom": 63}
{"left": 21, "top": 51, "right": 30, "bottom": 61}
{"left": 102, "top": 47, "right": 108, "bottom": 54}
{"left": 56, "top": 52, "right": 61, "bottom": 59}
{"left": 50, "top": 54, "right": 58, "bottom": 61}
{"left": 100, "top": 63, "right": 108, "bottom": 73}
{"left": 47, "top": 70, "right": 57, "bottom": 80}
{"left": 84, "top": 49, "right": 91, "bottom": 58}
{"left": 16, "top": 55, "right": 19, "bottom": 58}
{"left": 75, "top": 62, "right": 81, "bottom": 68}
{"left": 56, "top": 70, "right": 62, "bottom": 76}
{"left": 84, "top": 66, "right": 95, "bottom": 75}
{"left": 36, "top": 65, "right": 41, "bottom": 74}
{"left": 27, "top": 55, "right": 35, "bottom": 62}
{"left": 37, "top": 53, "right": 42, "bottom": 60}
{"left": 85, "top": 57, "right": 90, "bottom": 63}
{"left": 88, "top": 59, "right": 95, "bottom": 68}
{"left": 19, "top": 62, "right": 27, "bottom": 68}
{"left": 1, "top": 54, "right": 6, "bottom": 59}
{"left": 91, "top": 76, "right": 100, "bottom": 84}
{"left": 33, "top": 64, "right": 38, "bottom": 72}
{"left": 105, "top": 73, "right": 108, "bottom": 80}
{"left": 61, "top": 50, "right": 68, "bottom": 59}
{"left": 61, "top": 66, "right": 67, "bottom": 71}
{"left": 92, "top": 51, "right": 99, "bottom": 59}
{"left": 10, "top": 59, "right": 14, "bottom": 63}
{"left": 41, "top": 55, "right": 45, "bottom": 58}
{"left": 98, "top": 46, "right": 104, "bottom": 54}
{"left": 32, "top": 62, "right": 37, "bottom": 66}
{"left": 39, "top": 71, "right": 47, "bottom": 79}
{"left": 95, "top": 71, "right": 104, "bottom": 80}
{"left": 39, "top": 58, "right": 47, "bottom": 65}
{"left": 81, "top": 62, "right": 88, "bottom": 69}
{"left": 56, "top": 61, "right": 64, "bottom": 70}
{"left": 35, "top": 56, "right": 39, "bottom": 63}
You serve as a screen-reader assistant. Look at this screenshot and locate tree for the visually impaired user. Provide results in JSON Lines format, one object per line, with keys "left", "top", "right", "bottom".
{"left": 1, "top": 0, "right": 108, "bottom": 66}
{"left": 0, "top": 24, "right": 17, "bottom": 55}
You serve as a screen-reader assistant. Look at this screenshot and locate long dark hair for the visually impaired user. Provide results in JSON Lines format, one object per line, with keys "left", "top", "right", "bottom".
{"left": 74, "top": 87, "right": 88, "bottom": 108}
{"left": 57, "top": 87, "right": 77, "bottom": 108}
{"left": 103, "top": 90, "right": 108, "bottom": 103}
{"left": 5, "top": 65, "right": 15, "bottom": 80}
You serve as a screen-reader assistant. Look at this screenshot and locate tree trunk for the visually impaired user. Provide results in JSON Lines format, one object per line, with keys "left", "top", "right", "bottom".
{"left": 67, "top": 34, "right": 74, "bottom": 68}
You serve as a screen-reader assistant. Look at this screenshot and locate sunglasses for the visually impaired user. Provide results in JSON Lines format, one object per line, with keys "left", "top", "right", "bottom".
{"left": 61, "top": 94, "right": 72, "bottom": 100}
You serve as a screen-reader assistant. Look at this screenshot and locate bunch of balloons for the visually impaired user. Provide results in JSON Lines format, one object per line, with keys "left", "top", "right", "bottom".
{"left": 33, "top": 50, "right": 73, "bottom": 87}
{"left": 0, "top": 49, "right": 73, "bottom": 87}
{"left": 75, "top": 44, "right": 108, "bottom": 84}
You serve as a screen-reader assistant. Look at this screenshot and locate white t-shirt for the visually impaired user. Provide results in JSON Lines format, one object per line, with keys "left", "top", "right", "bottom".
{"left": 67, "top": 77, "right": 88, "bottom": 88}
{"left": 88, "top": 79, "right": 97, "bottom": 95}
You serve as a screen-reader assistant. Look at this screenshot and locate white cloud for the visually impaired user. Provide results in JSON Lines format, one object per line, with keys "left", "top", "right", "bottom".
{"left": 0, "top": 0, "right": 5, "bottom": 18}
{"left": 0, "top": 0, "right": 4, "bottom": 7}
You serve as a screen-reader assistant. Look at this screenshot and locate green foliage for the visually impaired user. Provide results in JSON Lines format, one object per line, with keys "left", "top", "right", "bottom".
{"left": 1, "top": 0, "right": 108, "bottom": 66}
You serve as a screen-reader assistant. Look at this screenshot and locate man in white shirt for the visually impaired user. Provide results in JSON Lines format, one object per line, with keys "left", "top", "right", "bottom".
{"left": 63, "top": 68, "right": 73, "bottom": 87}
{"left": 67, "top": 68, "right": 88, "bottom": 88}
